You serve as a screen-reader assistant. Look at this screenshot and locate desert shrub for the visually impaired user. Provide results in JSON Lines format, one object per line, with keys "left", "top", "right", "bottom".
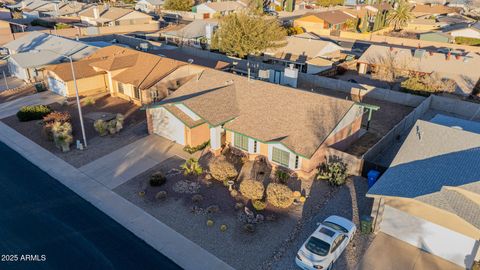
{"left": 209, "top": 158, "right": 238, "bottom": 182}
{"left": 266, "top": 183, "right": 294, "bottom": 208}
{"left": 83, "top": 97, "right": 96, "bottom": 106}
{"left": 94, "top": 119, "right": 108, "bottom": 136}
{"left": 206, "top": 219, "right": 214, "bottom": 227}
{"left": 220, "top": 224, "right": 228, "bottom": 232}
{"left": 401, "top": 74, "right": 456, "bottom": 96}
{"left": 155, "top": 191, "right": 167, "bottom": 200}
{"left": 317, "top": 157, "right": 348, "bottom": 186}
{"left": 181, "top": 158, "right": 203, "bottom": 176}
{"left": 293, "top": 191, "right": 301, "bottom": 198}
{"left": 16, "top": 105, "right": 52, "bottom": 122}
{"left": 230, "top": 189, "right": 238, "bottom": 197}
{"left": 43, "top": 111, "right": 71, "bottom": 124}
{"left": 239, "top": 180, "right": 265, "bottom": 200}
{"left": 149, "top": 172, "right": 166, "bottom": 186}
{"left": 206, "top": 205, "right": 220, "bottom": 214}
{"left": 51, "top": 121, "right": 73, "bottom": 152}
{"left": 472, "top": 261, "right": 479, "bottom": 270}
{"left": 275, "top": 169, "right": 290, "bottom": 184}
{"left": 43, "top": 112, "right": 72, "bottom": 141}
{"left": 285, "top": 26, "right": 304, "bottom": 36}
{"left": 299, "top": 196, "right": 306, "bottom": 203}
{"left": 183, "top": 140, "right": 209, "bottom": 154}
{"left": 192, "top": 194, "right": 203, "bottom": 203}
{"left": 106, "top": 114, "right": 124, "bottom": 135}
{"left": 252, "top": 200, "right": 267, "bottom": 211}
{"left": 243, "top": 223, "right": 255, "bottom": 233}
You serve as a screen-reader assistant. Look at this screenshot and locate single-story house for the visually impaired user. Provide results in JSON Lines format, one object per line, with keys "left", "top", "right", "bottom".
{"left": 145, "top": 68, "right": 366, "bottom": 174}
{"left": 39, "top": 1, "right": 90, "bottom": 18}
{"left": 135, "top": 0, "right": 164, "bottom": 14}
{"left": 44, "top": 45, "right": 200, "bottom": 104}
{"left": 2, "top": 31, "right": 98, "bottom": 81}
{"left": 411, "top": 4, "right": 461, "bottom": 19}
{"left": 263, "top": 32, "right": 342, "bottom": 72}
{"left": 444, "top": 21, "right": 480, "bottom": 39}
{"left": 293, "top": 10, "right": 356, "bottom": 31}
{"left": 7, "top": 0, "right": 51, "bottom": 19}
{"left": 367, "top": 116, "right": 480, "bottom": 269}
{"left": 162, "top": 19, "right": 218, "bottom": 48}
{"left": 357, "top": 44, "right": 480, "bottom": 95}
{"left": 79, "top": 5, "right": 152, "bottom": 27}
{"left": 193, "top": 1, "right": 245, "bottom": 19}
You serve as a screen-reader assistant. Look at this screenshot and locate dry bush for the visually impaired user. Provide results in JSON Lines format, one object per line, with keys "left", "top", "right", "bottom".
{"left": 266, "top": 183, "right": 294, "bottom": 208}
{"left": 239, "top": 179, "right": 265, "bottom": 200}
{"left": 209, "top": 158, "right": 238, "bottom": 182}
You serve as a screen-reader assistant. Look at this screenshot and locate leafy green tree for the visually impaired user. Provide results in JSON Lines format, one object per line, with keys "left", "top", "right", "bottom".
{"left": 211, "top": 12, "right": 286, "bottom": 58}
{"left": 387, "top": 0, "right": 412, "bottom": 31}
{"left": 163, "top": 0, "right": 193, "bottom": 11}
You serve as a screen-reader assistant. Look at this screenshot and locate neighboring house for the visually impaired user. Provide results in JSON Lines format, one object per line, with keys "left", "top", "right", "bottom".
{"left": 342, "top": 3, "right": 392, "bottom": 31}
{"left": 411, "top": 4, "right": 461, "bottom": 19}
{"left": 193, "top": 1, "right": 245, "bottom": 19}
{"left": 357, "top": 44, "right": 480, "bottom": 95}
{"left": 2, "top": 31, "right": 97, "bottom": 81}
{"left": 418, "top": 31, "right": 453, "bottom": 43}
{"left": 135, "top": 0, "right": 164, "bottom": 14}
{"left": 367, "top": 116, "right": 480, "bottom": 269}
{"left": 263, "top": 32, "right": 342, "bottom": 73}
{"left": 162, "top": 19, "right": 218, "bottom": 48}
{"left": 7, "top": 0, "right": 51, "bottom": 19}
{"left": 293, "top": 10, "right": 356, "bottom": 32}
{"left": 444, "top": 21, "right": 480, "bottom": 39}
{"left": 39, "top": 1, "right": 90, "bottom": 18}
{"left": 145, "top": 68, "right": 366, "bottom": 174}
{"left": 44, "top": 45, "right": 196, "bottom": 104}
{"left": 79, "top": 5, "right": 152, "bottom": 27}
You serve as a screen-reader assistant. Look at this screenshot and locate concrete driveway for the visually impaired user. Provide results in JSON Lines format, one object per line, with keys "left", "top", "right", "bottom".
{"left": 357, "top": 233, "right": 463, "bottom": 270}
{"left": 79, "top": 135, "right": 192, "bottom": 190}
{"left": 0, "top": 91, "right": 64, "bottom": 119}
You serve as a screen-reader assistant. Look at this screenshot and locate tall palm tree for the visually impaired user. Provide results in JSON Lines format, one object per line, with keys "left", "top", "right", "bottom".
{"left": 387, "top": 0, "right": 413, "bottom": 31}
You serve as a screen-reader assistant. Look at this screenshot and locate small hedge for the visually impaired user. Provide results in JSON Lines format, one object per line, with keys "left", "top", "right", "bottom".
{"left": 239, "top": 179, "right": 265, "bottom": 200}
{"left": 183, "top": 140, "right": 209, "bottom": 154}
{"left": 266, "top": 183, "right": 294, "bottom": 208}
{"left": 43, "top": 111, "right": 71, "bottom": 124}
{"left": 17, "top": 105, "right": 52, "bottom": 122}
{"left": 455, "top": 36, "right": 480, "bottom": 46}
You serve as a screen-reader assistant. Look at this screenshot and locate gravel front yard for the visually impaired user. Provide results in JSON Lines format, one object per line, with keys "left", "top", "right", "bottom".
{"left": 1, "top": 95, "right": 147, "bottom": 167}
{"left": 114, "top": 155, "right": 343, "bottom": 270}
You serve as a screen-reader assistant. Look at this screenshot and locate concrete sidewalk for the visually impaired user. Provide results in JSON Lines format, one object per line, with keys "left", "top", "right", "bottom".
{"left": 0, "top": 122, "right": 234, "bottom": 270}
{"left": 79, "top": 135, "right": 190, "bottom": 189}
{"left": 0, "top": 91, "right": 64, "bottom": 119}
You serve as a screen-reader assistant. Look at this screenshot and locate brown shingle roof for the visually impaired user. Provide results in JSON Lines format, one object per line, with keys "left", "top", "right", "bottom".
{"left": 45, "top": 45, "right": 185, "bottom": 88}
{"left": 310, "top": 10, "right": 355, "bottom": 25}
{"left": 80, "top": 6, "right": 133, "bottom": 21}
{"left": 411, "top": 4, "right": 460, "bottom": 15}
{"left": 157, "top": 69, "right": 354, "bottom": 157}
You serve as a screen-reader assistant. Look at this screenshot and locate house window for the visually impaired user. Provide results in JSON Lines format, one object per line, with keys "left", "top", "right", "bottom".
{"left": 115, "top": 20, "right": 120, "bottom": 26}
{"left": 117, "top": 82, "right": 125, "bottom": 94}
{"left": 295, "top": 156, "right": 299, "bottom": 169}
{"left": 234, "top": 133, "right": 248, "bottom": 151}
{"left": 134, "top": 87, "right": 140, "bottom": 99}
{"left": 272, "top": 147, "right": 290, "bottom": 167}
{"left": 253, "top": 141, "right": 258, "bottom": 153}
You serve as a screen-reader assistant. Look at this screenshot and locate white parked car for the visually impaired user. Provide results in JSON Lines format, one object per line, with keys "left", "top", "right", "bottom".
{"left": 295, "top": 215, "right": 356, "bottom": 270}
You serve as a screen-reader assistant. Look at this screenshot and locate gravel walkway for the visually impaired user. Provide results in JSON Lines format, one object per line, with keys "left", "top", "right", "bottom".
{"left": 268, "top": 177, "right": 375, "bottom": 270}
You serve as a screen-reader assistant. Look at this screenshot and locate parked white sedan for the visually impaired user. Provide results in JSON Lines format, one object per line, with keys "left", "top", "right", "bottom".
{"left": 295, "top": 215, "right": 356, "bottom": 270}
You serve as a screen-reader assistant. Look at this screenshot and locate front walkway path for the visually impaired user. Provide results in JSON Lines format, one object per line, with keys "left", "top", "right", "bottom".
{"left": 79, "top": 135, "right": 192, "bottom": 189}
{"left": 0, "top": 91, "right": 64, "bottom": 119}
{"left": 0, "top": 122, "right": 234, "bottom": 270}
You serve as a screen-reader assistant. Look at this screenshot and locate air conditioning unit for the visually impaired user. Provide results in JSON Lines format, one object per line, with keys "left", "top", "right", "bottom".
{"left": 139, "top": 42, "right": 149, "bottom": 51}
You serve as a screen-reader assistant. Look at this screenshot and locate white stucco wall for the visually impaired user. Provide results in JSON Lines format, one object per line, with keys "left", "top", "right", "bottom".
{"left": 151, "top": 107, "right": 185, "bottom": 145}
{"left": 450, "top": 28, "right": 480, "bottom": 39}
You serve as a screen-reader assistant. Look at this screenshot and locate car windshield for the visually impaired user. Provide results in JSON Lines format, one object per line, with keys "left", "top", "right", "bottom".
{"left": 323, "top": 221, "right": 348, "bottom": 234}
{"left": 305, "top": 237, "right": 330, "bottom": 256}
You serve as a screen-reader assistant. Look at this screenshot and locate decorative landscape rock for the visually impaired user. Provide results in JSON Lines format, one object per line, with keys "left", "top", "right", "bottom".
{"left": 173, "top": 180, "right": 200, "bottom": 194}
{"left": 190, "top": 205, "right": 205, "bottom": 215}
{"left": 234, "top": 202, "right": 244, "bottom": 211}
{"left": 166, "top": 168, "right": 182, "bottom": 177}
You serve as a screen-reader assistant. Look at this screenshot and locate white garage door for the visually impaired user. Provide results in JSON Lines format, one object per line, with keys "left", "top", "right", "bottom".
{"left": 151, "top": 107, "right": 185, "bottom": 145}
{"left": 380, "top": 205, "right": 478, "bottom": 268}
{"left": 47, "top": 77, "right": 67, "bottom": 96}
